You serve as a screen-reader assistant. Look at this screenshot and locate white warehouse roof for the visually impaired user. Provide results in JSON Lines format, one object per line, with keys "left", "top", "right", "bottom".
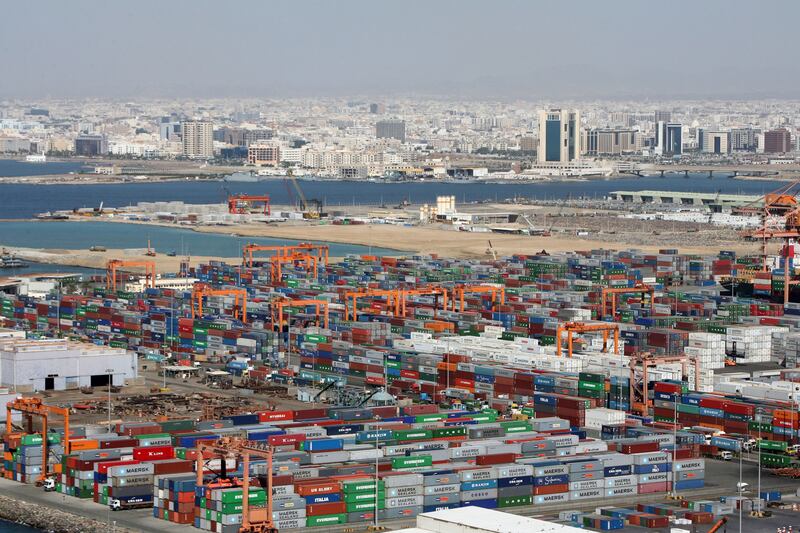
{"left": 415, "top": 507, "right": 586, "bottom": 533}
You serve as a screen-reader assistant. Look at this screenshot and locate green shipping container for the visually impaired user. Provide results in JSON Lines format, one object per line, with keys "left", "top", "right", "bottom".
{"left": 498, "top": 495, "right": 532, "bottom": 508}
{"left": 342, "top": 480, "right": 384, "bottom": 493}
{"left": 306, "top": 514, "right": 347, "bottom": 526}
{"left": 391, "top": 455, "right": 432, "bottom": 469}
{"left": 393, "top": 429, "right": 433, "bottom": 441}
{"left": 759, "top": 440, "right": 788, "bottom": 452}
{"left": 343, "top": 490, "right": 385, "bottom": 503}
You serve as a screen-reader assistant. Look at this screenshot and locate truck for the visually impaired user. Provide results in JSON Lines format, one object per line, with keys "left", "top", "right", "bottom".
{"left": 110, "top": 495, "right": 153, "bottom": 511}
{"left": 42, "top": 477, "right": 56, "bottom": 492}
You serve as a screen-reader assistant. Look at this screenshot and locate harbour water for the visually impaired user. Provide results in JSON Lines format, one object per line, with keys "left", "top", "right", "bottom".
{"left": 0, "top": 519, "right": 39, "bottom": 532}
{"left": 0, "top": 261, "right": 103, "bottom": 278}
{"left": 0, "top": 159, "right": 86, "bottom": 179}
{"left": 0, "top": 221, "right": 397, "bottom": 258}
{"left": 0, "top": 175, "right": 786, "bottom": 220}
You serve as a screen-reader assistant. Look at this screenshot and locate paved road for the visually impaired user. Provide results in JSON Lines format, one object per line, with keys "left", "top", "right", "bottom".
{"left": 0, "top": 477, "right": 186, "bottom": 533}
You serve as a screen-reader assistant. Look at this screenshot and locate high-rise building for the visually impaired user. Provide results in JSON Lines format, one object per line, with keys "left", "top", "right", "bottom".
{"left": 247, "top": 143, "right": 280, "bottom": 166}
{"left": 583, "top": 128, "right": 639, "bottom": 155}
{"left": 537, "top": 109, "right": 580, "bottom": 163}
{"left": 764, "top": 128, "right": 792, "bottom": 154}
{"left": 701, "top": 131, "right": 731, "bottom": 154}
{"left": 654, "top": 110, "right": 672, "bottom": 123}
{"left": 655, "top": 122, "right": 682, "bottom": 156}
{"left": 74, "top": 134, "right": 107, "bottom": 156}
{"left": 181, "top": 120, "right": 213, "bottom": 159}
{"left": 730, "top": 128, "right": 758, "bottom": 151}
{"left": 376, "top": 119, "right": 406, "bottom": 142}
{"left": 369, "top": 103, "right": 385, "bottom": 114}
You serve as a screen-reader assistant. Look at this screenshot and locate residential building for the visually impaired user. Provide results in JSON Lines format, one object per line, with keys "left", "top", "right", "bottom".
{"left": 369, "top": 103, "right": 385, "bottom": 114}
{"left": 376, "top": 119, "right": 406, "bottom": 142}
{"left": 181, "top": 120, "right": 213, "bottom": 158}
{"left": 730, "top": 128, "right": 758, "bottom": 151}
{"left": 537, "top": 109, "right": 580, "bottom": 163}
{"left": 247, "top": 142, "right": 280, "bottom": 166}
{"left": 74, "top": 134, "right": 107, "bottom": 156}
{"left": 764, "top": 128, "right": 792, "bottom": 153}
{"left": 216, "top": 127, "right": 273, "bottom": 146}
{"left": 519, "top": 135, "right": 536, "bottom": 153}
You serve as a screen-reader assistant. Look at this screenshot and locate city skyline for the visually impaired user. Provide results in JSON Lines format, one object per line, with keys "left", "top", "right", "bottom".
{"left": 2, "top": 0, "right": 799, "bottom": 100}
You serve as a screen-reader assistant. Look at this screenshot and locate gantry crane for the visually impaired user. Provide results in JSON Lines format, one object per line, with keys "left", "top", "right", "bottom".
{"left": 269, "top": 252, "right": 318, "bottom": 282}
{"left": 195, "top": 437, "right": 276, "bottom": 533}
{"left": 555, "top": 321, "right": 620, "bottom": 357}
{"left": 344, "top": 287, "right": 448, "bottom": 321}
{"left": 743, "top": 184, "right": 800, "bottom": 304}
{"left": 598, "top": 282, "right": 655, "bottom": 320}
{"left": 343, "top": 289, "right": 401, "bottom": 321}
{"left": 106, "top": 259, "right": 156, "bottom": 291}
{"left": 450, "top": 284, "right": 505, "bottom": 312}
{"left": 6, "top": 397, "right": 72, "bottom": 482}
{"left": 271, "top": 298, "right": 330, "bottom": 330}
{"left": 192, "top": 283, "right": 248, "bottom": 323}
{"left": 228, "top": 194, "right": 271, "bottom": 215}
{"left": 398, "top": 287, "right": 448, "bottom": 318}
{"left": 242, "top": 243, "right": 329, "bottom": 268}
{"left": 628, "top": 351, "right": 699, "bottom": 416}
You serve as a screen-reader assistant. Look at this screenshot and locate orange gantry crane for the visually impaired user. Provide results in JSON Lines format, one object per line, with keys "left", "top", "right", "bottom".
{"left": 269, "top": 252, "right": 318, "bottom": 282}
{"left": 344, "top": 287, "right": 448, "bottom": 321}
{"left": 450, "top": 284, "right": 505, "bottom": 312}
{"left": 242, "top": 243, "right": 329, "bottom": 268}
{"left": 343, "top": 289, "right": 400, "bottom": 321}
{"left": 598, "top": 282, "right": 655, "bottom": 319}
{"left": 744, "top": 186, "right": 800, "bottom": 304}
{"left": 628, "top": 351, "right": 700, "bottom": 416}
{"left": 192, "top": 283, "right": 248, "bottom": 323}
{"left": 555, "top": 321, "right": 620, "bottom": 357}
{"left": 228, "top": 194, "right": 271, "bottom": 216}
{"left": 106, "top": 259, "right": 156, "bottom": 291}
{"left": 195, "top": 438, "right": 276, "bottom": 533}
{"left": 271, "top": 298, "right": 330, "bottom": 330}
{"left": 6, "top": 397, "right": 72, "bottom": 482}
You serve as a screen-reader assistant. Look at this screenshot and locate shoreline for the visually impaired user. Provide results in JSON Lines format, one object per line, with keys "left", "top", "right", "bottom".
{"left": 0, "top": 217, "right": 761, "bottom": 274}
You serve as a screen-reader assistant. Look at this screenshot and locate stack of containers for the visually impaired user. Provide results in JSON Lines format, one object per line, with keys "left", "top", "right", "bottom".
{"left": 106, "top": 461, "right": 154, "bottom": 507}
{"left": 385, "top": 473, "right": 424, "bottom": 520}
{"left": 2, "top": 433, "right": 63, "bottom": 484}
{"left": 195, "top": 485, "right": 268, "bottom": 532}
{"left": 296, "top": 480, "right": 345, "bottom": 527}
{"left": 725, "top": 326, "right": 773, "bottom": 363}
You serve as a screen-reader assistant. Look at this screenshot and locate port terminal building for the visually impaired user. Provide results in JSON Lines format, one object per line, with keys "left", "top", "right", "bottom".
{"left": 609, "top": 190, "right": 762, "bottom": 208}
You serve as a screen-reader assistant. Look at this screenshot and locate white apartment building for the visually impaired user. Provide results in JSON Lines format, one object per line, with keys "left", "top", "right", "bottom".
{"left": 181, "top": 120, "right": 213, "bottom": 159}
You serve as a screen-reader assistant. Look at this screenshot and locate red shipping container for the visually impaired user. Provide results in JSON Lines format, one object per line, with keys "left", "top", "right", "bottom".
{"left": 533, "top": 484, "right": 568, "bottom": 495}
{"left": 153, "top": 459, "right": 193, "bottom": 475}
{"left": 638, "top": 481, "right": 671, "bottom": 494}
{"left": 293, "top": 408, "right": 328, "bottom": 420}
{"left": 620, "top": 442, "right": 660, "bottom": 454}
{"left": 96, "top": 459, "right": 140, "bottom": 475}
{"left": 133, "top": 445, "right": 175, "bottom": 461}
{"left": 268, "top": 434, "right": 306, "bottom": 447}
{"left": 306, "top": 502, "right": 347, "bottom": 516}
{"left": 258, "top": 410, "right": 293, "bottom": 423}
{"left": 476, "top": 453, "right": 517, "bottom": 466}
{"left": 296, "top": 482, "right": 341, "bottom": 496}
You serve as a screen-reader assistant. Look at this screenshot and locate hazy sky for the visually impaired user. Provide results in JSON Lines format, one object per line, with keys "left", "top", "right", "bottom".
{"left": 2, "top": 0, "right": 798, "bottom": 100}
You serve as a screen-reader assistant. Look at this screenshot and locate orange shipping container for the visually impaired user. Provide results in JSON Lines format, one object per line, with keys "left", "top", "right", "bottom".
{"left": 70, "top": 439, "right": 99, "bottom": 451}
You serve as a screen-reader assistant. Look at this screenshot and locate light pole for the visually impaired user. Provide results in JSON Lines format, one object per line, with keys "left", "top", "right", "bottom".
{"left": 738, "top": 437, "right": 743, "bottom": 533}
{"left": 106, "top": 368, "right": 114, "bottom": 432}
{"left": 374, "top": 429, "right": 379, "bottom": 529}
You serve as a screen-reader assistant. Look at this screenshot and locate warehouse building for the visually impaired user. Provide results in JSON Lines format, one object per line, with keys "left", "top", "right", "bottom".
{"left": 0, "top": 338, "right": 136, "bottom": 392}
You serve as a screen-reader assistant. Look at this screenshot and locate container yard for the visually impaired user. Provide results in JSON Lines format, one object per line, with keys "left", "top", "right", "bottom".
{"left": 2, "top": 238, "right": 800, "bottom": 532}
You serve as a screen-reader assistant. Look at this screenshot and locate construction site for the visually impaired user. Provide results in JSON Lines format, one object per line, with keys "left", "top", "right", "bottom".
{"left": 5, "top": 182, "right": 800, "bottom": 533}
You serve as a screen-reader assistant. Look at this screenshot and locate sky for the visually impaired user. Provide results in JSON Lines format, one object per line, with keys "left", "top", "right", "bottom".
{"left": 1, "top": 0, "right": 798, "bottom": 100}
